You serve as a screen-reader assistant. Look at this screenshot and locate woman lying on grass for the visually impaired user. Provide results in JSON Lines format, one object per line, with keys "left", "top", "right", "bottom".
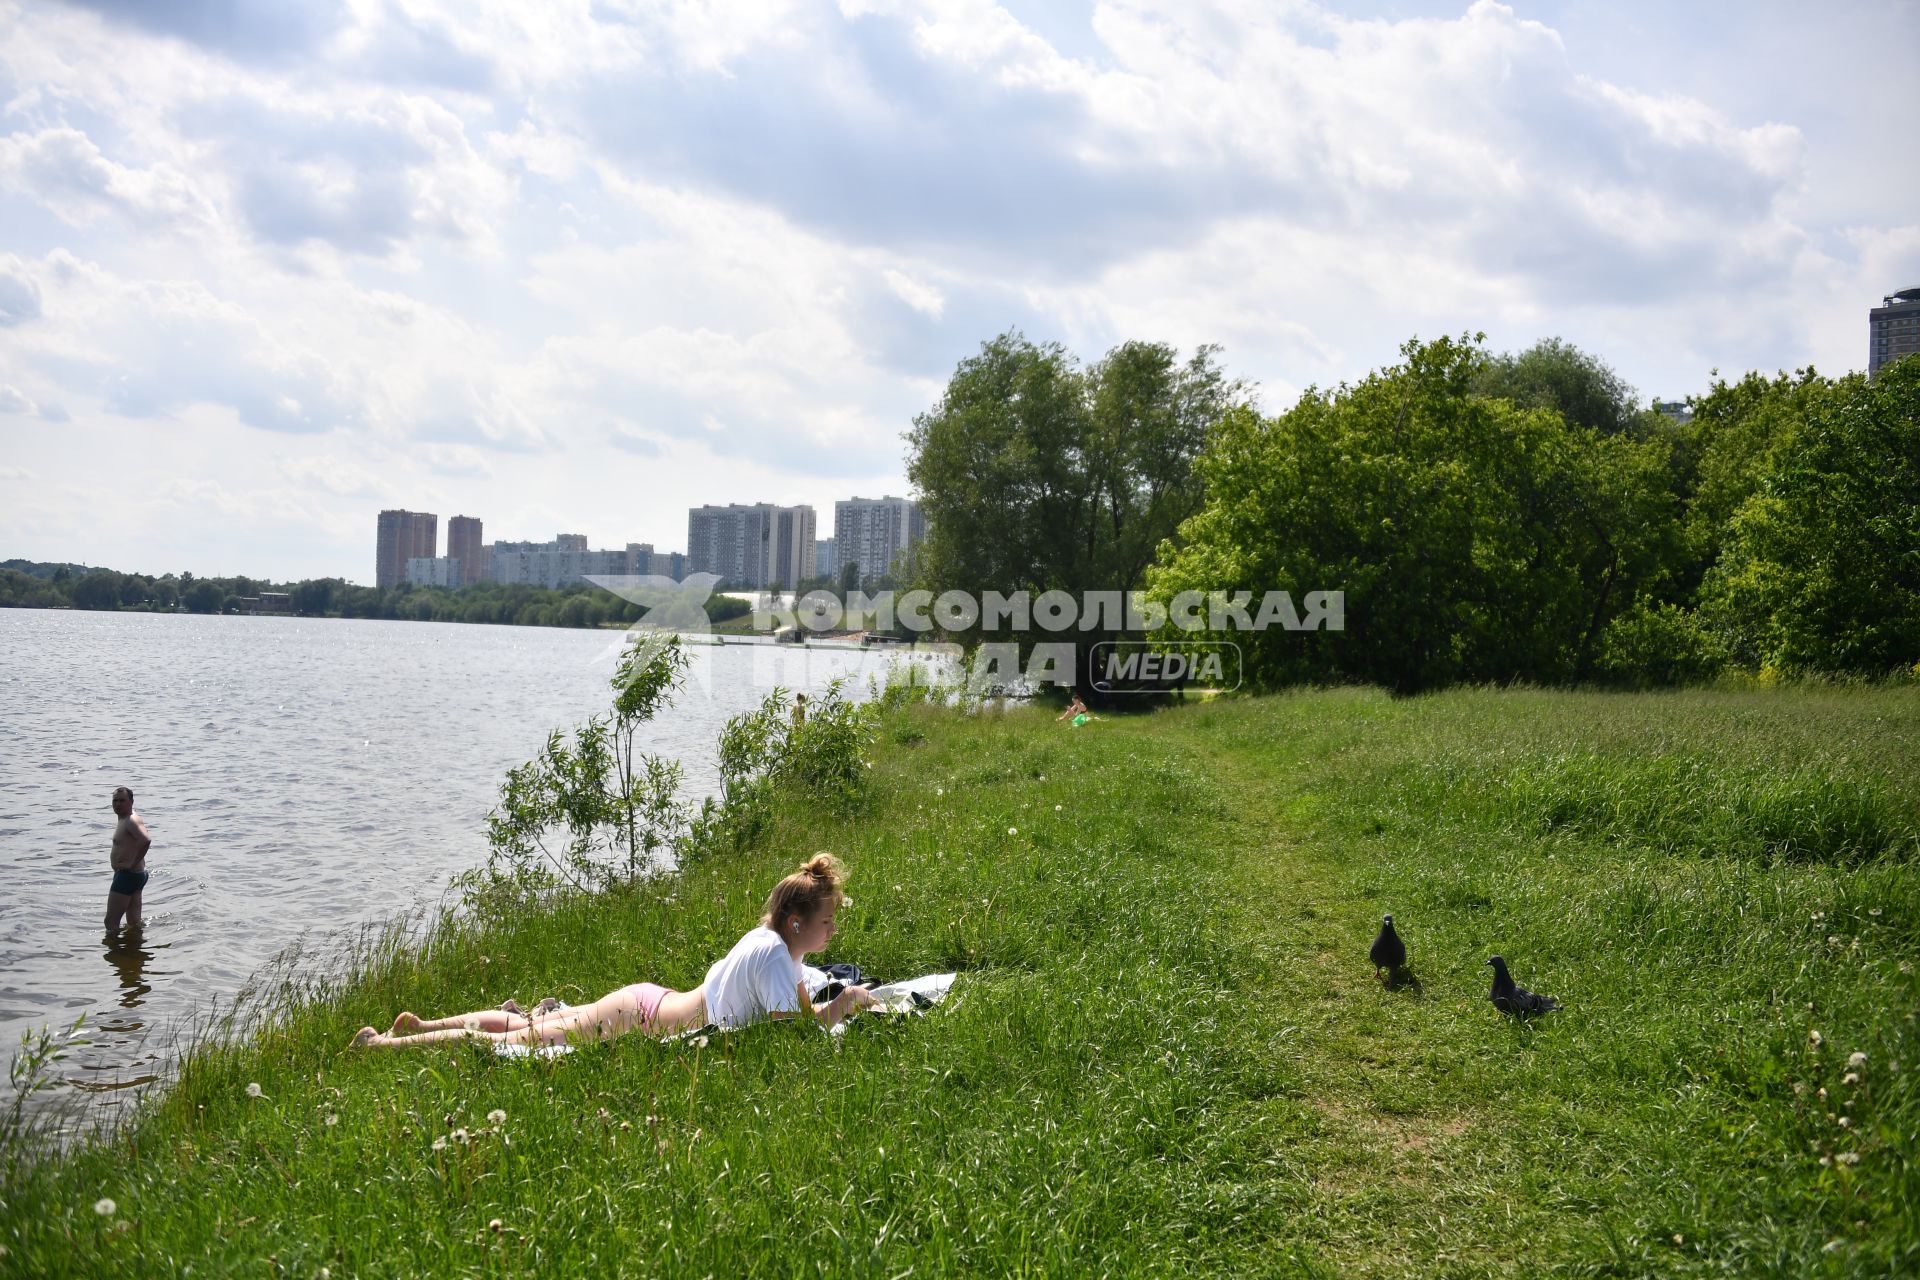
{"left": 349, "top": 853, "right": 879, "bottom": 1050}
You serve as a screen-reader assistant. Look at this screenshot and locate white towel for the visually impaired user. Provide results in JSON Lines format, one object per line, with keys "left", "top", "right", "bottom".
{"left": 828, "top": 972, "right": 958, "bottom": 1036}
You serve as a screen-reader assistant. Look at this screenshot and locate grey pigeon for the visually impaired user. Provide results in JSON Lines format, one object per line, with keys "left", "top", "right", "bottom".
{"left": 1486, "top": 955, "right": 1559, "bottom": 1016}
{"left": 1369, "top": 914, "right": 1408, "bottom": 985}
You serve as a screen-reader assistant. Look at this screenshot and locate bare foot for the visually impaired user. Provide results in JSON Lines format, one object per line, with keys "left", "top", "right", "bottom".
{"left": 390, "top": 1012, "right": 425, "bottom": 1036}
{"left": 348, "top": 1026, "right": 380, "bottom": 1050}
{"left": 500, "top": 999, "right": 526, "bottom": 1016}
{"left": 534, "top": 997, "right": 561, "bottom": 1015}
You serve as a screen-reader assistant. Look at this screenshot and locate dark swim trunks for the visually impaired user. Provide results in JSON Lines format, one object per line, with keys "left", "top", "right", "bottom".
{"left": 110, "top": 867, "right": 149, "bottom": 897}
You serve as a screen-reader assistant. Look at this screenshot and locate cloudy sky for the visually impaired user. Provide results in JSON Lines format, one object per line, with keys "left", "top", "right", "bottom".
{"left": 2, "top": 0, "right": 1915, "bottom": 583}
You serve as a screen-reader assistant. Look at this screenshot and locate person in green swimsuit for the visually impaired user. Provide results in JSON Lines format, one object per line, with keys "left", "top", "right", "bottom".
{"left": 1057, "top": 693, "right": 1096, "bottom": 725}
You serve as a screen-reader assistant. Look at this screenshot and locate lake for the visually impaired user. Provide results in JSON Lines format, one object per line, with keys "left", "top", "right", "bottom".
{"left": 0, "top": 609, "right": 934, "bottom": 1115}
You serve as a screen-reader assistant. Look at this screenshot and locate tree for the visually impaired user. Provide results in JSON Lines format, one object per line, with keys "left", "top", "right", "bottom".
{"left": 1700, "top": 359, "right": 1920, "bottom": 673}
{"left": 1148, "top": 335, "right": 1677, "bottom": 692}
{"left": 290, "top": 578, "right": 335, "bottom": 616}
{"left": 474, "top": 636, "right": 691, "bottom": 902}
{"left": 70, "top": 571, "right": 122, "bottom": 611}
{"left": 1473, "top": 337, "right": 1648, "bottom": 438}
{"left": 1674, "top": 366, "right": 1834, "bottom": 597}
{"left": 906, "top": 330, "right": 1243, "bottom": 688}
{"left": 183, "top": 581, "right": 223, "bottom": 614}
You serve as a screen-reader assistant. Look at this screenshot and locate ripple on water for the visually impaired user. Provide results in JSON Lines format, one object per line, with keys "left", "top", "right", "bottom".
{"left": 1, "top": 611, "right": 910, "bottom": 1119}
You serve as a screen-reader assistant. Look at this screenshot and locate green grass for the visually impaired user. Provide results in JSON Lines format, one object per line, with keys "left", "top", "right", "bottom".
{"left": 3, "top": 686, "right": 1918, "bottom": 1276}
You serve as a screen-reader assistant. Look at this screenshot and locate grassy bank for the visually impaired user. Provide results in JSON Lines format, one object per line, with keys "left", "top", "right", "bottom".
{"left": 3, "top": 686, "right": 1917, "bottom": 1276}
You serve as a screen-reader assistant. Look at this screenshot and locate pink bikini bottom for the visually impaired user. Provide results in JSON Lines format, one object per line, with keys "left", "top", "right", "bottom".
{"left": 622, "top": 982, "right": 670, "bottom": 1029}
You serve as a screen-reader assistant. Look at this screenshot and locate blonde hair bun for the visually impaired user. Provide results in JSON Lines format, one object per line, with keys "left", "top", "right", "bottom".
{"left": 763, "top": 852, "right": 848, "bottom": 931}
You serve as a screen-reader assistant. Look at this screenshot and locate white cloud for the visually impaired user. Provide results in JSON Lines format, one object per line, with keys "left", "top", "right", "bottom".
{"left": 0, "top": 254, "right": 43, "bottom": 325}
{"left": 0, "top": 126, "right": 215, "bottom": 230}
{"left": 277, "top": 455, "right": 389, "bottom": 499}
{"left": 0, "top": 0, "right": 1908, "bottom": 579}
{"left": 884, "top": 268, "right": 945, "bottom": 318}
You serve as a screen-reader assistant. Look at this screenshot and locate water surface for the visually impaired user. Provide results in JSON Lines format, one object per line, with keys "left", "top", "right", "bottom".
{"left": 0, "top": 610, "right": 924, "bottom": 1113}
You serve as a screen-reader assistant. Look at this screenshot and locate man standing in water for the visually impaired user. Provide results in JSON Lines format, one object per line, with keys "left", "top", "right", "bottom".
{"left": 106, "top": 786, "right": 151, "bottom": 933}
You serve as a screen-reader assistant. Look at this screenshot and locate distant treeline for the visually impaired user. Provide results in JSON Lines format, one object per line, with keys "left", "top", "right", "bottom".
{"left": 909, "top": 334, "right": 1920, "bottom": 692}
{"left": 0, "top": 565, "right": 751, "bottom": 630}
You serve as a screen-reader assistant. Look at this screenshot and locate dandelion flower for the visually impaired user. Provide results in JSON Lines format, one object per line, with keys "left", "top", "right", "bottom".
{"left": 935, "top": 788, "right": 944, "bottom": 797}
{"left": 692, "top": 1035, "right": 710, "bottom": 1050}
{"left": 1848, "top": 1051, "right": 1867, "bottom": 1069}
{"left": 488, "top": 1109, "right": 506, "bottom": 1125}
{"left": 1843, "top": 1072, "right": 1859, "bottom": 1085}
{"left": 1007, "top": 826, "right": 1017, "bottom": 836}
{"left": 1837, "top": 1116, "right": 1851, "bottom": 1128}
{"left": 1836, "top": 1151, "right": 1861, "bottom": 1166}
{"left": 1869, "top": 907, "right": 1882, "bottom": 917}
{"left": 1054, "top": 804, "right": 1062, "bottom": 811}
{"left": 1819, "top": 1155, "right": 1832, "bottom": 1167}
{"left": 245, "top": 1082, "right": 264, "bottom": 1098}
{"left": 431, "top": 1137, "right": 448, "bottom": 1152}
{"left": 453, "top": 1127, "right": 471, "bottom": 1144}
{"left": 489, "top": 1218, "right": 504, "bottom": 1232}
{"left": 325, "top": 1112, "right": 339, "bottom": 1127}
{"left": 1809, "top": 1029, "right": 1824, "bottom": 1048}
{"left": 94, "top": 1198, "right": 116, "bottom": 1217}
{"left": 1672, "top": 1234, "right": 1683, "bottom": 1245}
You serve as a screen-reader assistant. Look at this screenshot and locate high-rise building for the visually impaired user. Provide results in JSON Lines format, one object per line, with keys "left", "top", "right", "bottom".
{"left": 833, "top": 496, "right": 926, "bottom": 588}
{"left": 1870, "top": 286, "right": 1920, "bottom": 377}
{"left": 815, "top": 538, "right": 836, "bottom": 580}
{"left": 447, "top": 515, "right": 484, "bottom": 584}
{"left": 687, "top": 504, "right": 818, "bottom": 588}
{"left": 375, "top": 509, "right": 437, "bottom": 588}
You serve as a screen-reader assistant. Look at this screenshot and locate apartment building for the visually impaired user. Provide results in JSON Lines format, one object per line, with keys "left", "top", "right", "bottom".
{"left": 832, "top": 496, "right": 925, "bottom": 587}
{"left": 375, "top": 509, "right": 437, "bottom": 589}
{"left": 687, "top": 504, "right": 818, "bottom": 588}
{"left": 1870, "top": 286, "right": 1920, "bottom": 377}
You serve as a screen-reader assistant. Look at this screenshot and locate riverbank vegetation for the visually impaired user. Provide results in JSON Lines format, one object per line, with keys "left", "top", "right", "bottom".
{"left": 907, "top": 336, "right": 1918, "bottom": 692}
{"left": 0, "top": 563, "right": 751, "bottom": 630}
{"left": 4, "top": 678, "right": 1916, "bottom": 1276}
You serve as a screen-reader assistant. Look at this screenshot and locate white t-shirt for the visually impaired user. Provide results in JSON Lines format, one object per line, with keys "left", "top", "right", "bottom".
{"left": 703, "top": 926, "right": 804, "bottom": 1028}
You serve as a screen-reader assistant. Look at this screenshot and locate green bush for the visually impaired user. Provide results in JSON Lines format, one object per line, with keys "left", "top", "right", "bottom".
{"left": 1596, "top": 600, "right": 1726, "bottom": 686}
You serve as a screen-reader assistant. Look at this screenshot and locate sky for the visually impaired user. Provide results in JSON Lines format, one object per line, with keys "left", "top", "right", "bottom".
{"left": 1, "top": 0, "right": 1915, "bottom": 584}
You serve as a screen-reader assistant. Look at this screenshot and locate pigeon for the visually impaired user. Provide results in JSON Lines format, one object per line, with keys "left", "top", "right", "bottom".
{"left": 1369, "top": 914, "right": 1408, "bottom": 985}
{"left": 1486, "top": 955, "right": 1559, "bottom": 1017}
